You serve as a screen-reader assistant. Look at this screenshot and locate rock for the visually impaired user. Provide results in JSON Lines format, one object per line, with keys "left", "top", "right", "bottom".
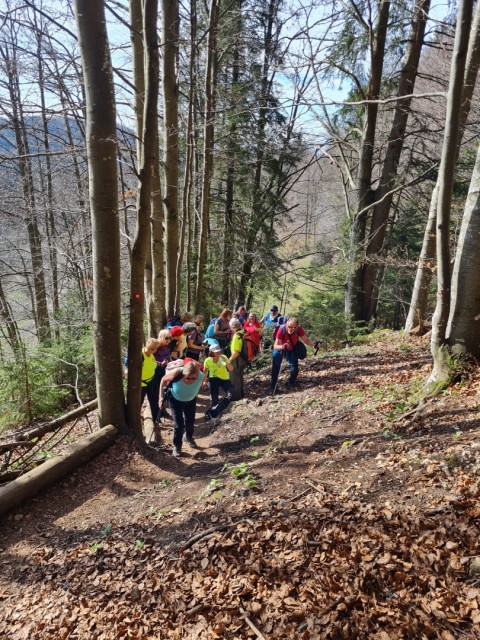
{"left": 469, "top": 557, "right": 480, "bottom": 577}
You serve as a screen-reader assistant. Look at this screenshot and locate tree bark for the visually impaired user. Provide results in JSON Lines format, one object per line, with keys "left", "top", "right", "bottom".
{"left": 406, "top": 1, "right": 480, "bottom": 332}
{"left": 446, "top": 141, "right": 480, "bottom": 356}
{"left": 429, "top": 0, "right": 473, "bottom": 389}
{"left": 195, "top": 0, "right": 219, "bottom": 313}
{"left": 345, "top": 0, "right": 390, "bottom": 325}
{"left": 361, "top": 0, "right": 430, "bottom": 322}
{"left": 162, "top": 0, "right": 180, "bottom": 316}
{"left": 126, "top": 0, "right": 160, "bottom": 439}
{"left": 74, "top": 0, "right": 127, "bottom": 431}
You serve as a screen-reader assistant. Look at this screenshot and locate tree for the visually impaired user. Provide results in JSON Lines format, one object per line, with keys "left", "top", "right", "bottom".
{"left": 405, "top": 2, "right": 480, "bottom": 332}
{"left": 126, "top": 0, "right": 161, "bottom": 438}
{"left": 73, "top": 0, "right": 127, "bottom": 430}
{"left": 428, "top": 0, "right": 473, "bottom": 389}
{"left": 162, "top": 0, "right": 180, "bottom": 316}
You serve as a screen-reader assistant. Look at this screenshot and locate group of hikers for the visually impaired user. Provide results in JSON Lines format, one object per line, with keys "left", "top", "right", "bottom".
{"left": 133, "top": 305, "right": 318, "bottom": 458}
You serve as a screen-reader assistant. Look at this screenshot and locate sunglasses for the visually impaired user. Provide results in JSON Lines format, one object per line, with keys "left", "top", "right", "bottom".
{"left": 165, "top": 336, "right": 172, "bottom": 340}
{"left": 184, "top": 376, "right": 198, "bottom": 382}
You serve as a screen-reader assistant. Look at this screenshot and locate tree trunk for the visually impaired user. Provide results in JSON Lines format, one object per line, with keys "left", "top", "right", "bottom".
{"left": 345, "top": 0, "right": 390, "bottom": 325}
{"left": 406, "top": 1, "right": 480, "bottom": 332}
{"left": 126, "top": 0, "right": 160, "bottom": 439}
{"left": 0, "top": 42, "right": 52, "bottom": 343}
{"left": 361, "top": 0, "right": 430, "bottom": 322}
{"left": 446, "top": 141, "right": 480, "bottom": 356}
{"left": 429, "top": 0, "right": 473, "bottom": 389}
{"left": 74, "top": 0, "right": 127, "bottom": 431}
{"left": 195, "top": 0, "right": 219, "bottom": 313}
{"left": 162, "top": 0, "right": 180, "bottom": 316}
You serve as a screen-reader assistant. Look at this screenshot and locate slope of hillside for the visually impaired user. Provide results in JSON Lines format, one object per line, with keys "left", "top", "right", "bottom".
{"left": 1, "top": 331, "right": 479, "bottom": 639}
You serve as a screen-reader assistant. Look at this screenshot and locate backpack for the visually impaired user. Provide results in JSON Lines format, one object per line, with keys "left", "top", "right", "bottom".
{"left": 205, "top": 318, "right": 218, "bottom": 339}
{"left": 238, "top": 331, "right": 259, "bottom": 363}
{"left": 280, "top": 325, "right": 307, "bottom": 360}
{"left": 162, "top": 359, "right": 204, "bottom": 406}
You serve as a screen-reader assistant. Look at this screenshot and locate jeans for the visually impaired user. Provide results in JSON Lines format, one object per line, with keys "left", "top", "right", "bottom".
{"left": 208, "top": 377, "right": 233, "bottom": 406}
{"left": 169, "top": 395, "right": 197, "bottom": 449}
{"left": 271, "top": 349, "right": 298, "bottom": 390}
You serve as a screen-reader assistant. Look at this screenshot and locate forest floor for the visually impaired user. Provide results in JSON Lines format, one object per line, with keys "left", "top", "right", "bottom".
{"left": 1, "top": 330, "right": 480, "bottom": 639}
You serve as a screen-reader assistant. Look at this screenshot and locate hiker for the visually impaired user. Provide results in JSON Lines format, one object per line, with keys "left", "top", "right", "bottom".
{"left": 270, "top": 317, "right": 315, "bottom": 393}
{"left": 181, "top": 322, "right": 197, "bottom": 358}
{"left": 186, "top": 315, "right": 205, "bottom": 361}
{"left": 213, "top": 308, "right": 233, "bottom": 350}
{"left": 154, "top": 329, "right": 174, "bottom": 419}
{"left": 228, "top": 317, "right": 247, "bottom": 400}
{"left": 124, "top": 338, "right": 161, "bottom": 423}
{"left": 159, "top": 360, "right": 205, "bottom": 457}
{"left": 168, "top": 326, "right": 185, "bottom": 359}
{"left": 203, "top": 343, "right": 233, "bottom": 416}
{"left": 262, "top": 305, "right": 286, "bottom": 331}
{"left": 236, "top": 306, "right": 248, "bottom": 327}
{"left": 244, "top": 312, "right": 263, "bottom": 351}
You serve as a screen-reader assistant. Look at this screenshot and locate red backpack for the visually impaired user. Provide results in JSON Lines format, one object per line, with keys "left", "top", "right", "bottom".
{"left": 239, "top": 331, "right": 259, "bottom": 362}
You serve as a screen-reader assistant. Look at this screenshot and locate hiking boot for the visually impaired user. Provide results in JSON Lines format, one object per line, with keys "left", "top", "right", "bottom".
{"left": 204, "top": 410, "right": 212, "bottom": 421}
{"left": 172, "top": 445, "right": 182, "bottom": 457}
{"left": 285, "top": 381, "right": 296, "bottom": 390}
{"left": 185, "top": 436, "right": 198, "bottom": 449}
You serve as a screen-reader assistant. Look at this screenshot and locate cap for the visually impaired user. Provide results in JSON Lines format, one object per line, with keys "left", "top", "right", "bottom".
{"left": 170, "top": 326, "right": 183, "bottom": 338}
{"left": 270, "top": 305, "right": 278, "bottom": 311}
{"left": 229, "top": 318, "right": 241, "bottom": 328}
{"left": 209, "top": 343, "right": 223, "bottom": 353}
{"left": 182, "top": 322, "right": 196, "bottom": 332}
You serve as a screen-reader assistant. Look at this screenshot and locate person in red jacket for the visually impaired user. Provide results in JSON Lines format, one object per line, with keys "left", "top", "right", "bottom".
{"left": 244, "top": 312, "right": 263, "bottom": 350}
{"left": 270, "top": 317, "right": 314, "bottom": 393}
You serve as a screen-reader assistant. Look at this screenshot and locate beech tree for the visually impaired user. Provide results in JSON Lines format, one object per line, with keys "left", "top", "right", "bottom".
{"left": 428, "top": 0, "right": 473, "bottom": 390}
{"left": 73, "top": 0, "right": 126, "bottom": 430}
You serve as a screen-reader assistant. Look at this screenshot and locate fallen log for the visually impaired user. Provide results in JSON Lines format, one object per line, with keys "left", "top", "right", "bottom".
{"left": 13, "top": 399, "right": 98, "bottom": 442}
{"left": 0, "top": 424, "right": 117, "bottom": 518}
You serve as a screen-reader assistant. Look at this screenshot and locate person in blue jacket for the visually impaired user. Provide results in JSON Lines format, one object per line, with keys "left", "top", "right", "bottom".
{"left": 159, "top": 360, "right": 205, "bottom": 457}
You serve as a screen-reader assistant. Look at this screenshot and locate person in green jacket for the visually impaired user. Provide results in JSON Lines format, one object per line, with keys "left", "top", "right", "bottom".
{"left": 228, "top": 318, "right": 247, "bottom": 401}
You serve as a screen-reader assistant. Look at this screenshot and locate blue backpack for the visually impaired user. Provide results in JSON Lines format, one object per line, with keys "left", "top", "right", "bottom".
{"left": 205, "top": 318, "right": 218, "bottom": 339}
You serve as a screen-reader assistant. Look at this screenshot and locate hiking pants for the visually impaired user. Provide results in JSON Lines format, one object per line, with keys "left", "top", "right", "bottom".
{"left": 169, "top": 396, "right": 197, "bottom": 449}
{"left": 271, "top": 349, "right": 299, "bottom": 390}
{"left": 141, "top": 379, "right": 160, "bottom": 423}
{"left": 209, "top": 377, "right": 233, "bottom": 407}
{"left": 229, "top": 357, "right": 247, "bottom": 400}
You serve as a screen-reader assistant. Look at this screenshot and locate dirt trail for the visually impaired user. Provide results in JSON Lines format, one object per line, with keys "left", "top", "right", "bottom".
{"left": 1, "top": 331, "right": 480, "bottom": 639}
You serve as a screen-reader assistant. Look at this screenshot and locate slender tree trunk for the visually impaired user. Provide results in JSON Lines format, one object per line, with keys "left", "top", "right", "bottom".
{"left": 162, "top": 0, "right": 180, "bottom": 316}
{"left": 361, "top": 0, "right": 430, "bottom": 322}
{"left": 345, "top": 0, "right": 390, "bottom": 324}
{"left": 74, "top": 0, "right": 127, "bottom": 431}
{"left": 429, "top": 0, "right": 473, "bottom": 389}
{"left": 126, "top": 0, "right": 160, "bottom": 439}
{"left": 406, "top": 0, "right": 480, "bottom": 332}
{"left": 0, "top": 43, "right": 52, "bottom": 343}
{"left": 195, "top": 0, "right": 219, "bottom": 313}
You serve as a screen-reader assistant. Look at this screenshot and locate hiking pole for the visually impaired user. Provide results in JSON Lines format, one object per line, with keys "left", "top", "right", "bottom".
{"left": 313, "top": 340, "right": 324, "bottom": 356}
{"left": 272, "top": 350, "right": 287, "bottom": 396}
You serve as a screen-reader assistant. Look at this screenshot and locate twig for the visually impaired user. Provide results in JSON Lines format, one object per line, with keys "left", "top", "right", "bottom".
{"left": 239, "top": 607, "right": 267, "bottom": 640}
{"left": 305, "top": 479, "right": 331, "bottom": 493}
{"left": 289, "top": 487, "right": 311, "bottom": 502}
{"left": 182, "top": 523, "right": 236, "bottom": 549}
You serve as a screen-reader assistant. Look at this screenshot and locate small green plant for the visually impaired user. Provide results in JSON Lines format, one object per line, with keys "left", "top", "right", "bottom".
{"left": 453, "top": 431, "right": 462, "bottom": 439}
{"left": 100, "top": 523, "right": 112, "bottom": 537}
{"left": 148, "top": 506, "right": 172, "bottom": 519}
{"left": 250, "top": 451, "right": 260, "bottom": 459}
{"left": 90, "top": 542, "right": 103, "bottom": 552}
{"left": 250, "top": 436, "right": 260, "bottom": 444}
{"left": 199, "top": 478, "right": 224, "bottom": 499}
{"left": 158, "top": 479, "right": 172, "bottom": 487}
{"left": 243, "top": 474, "right": 257, "bottom": 490}
{"left": 135, "top": 539, "right": 145, "bottom": 550}
{"left": 230, "top": 463, "right": 250, "bottom": 479}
